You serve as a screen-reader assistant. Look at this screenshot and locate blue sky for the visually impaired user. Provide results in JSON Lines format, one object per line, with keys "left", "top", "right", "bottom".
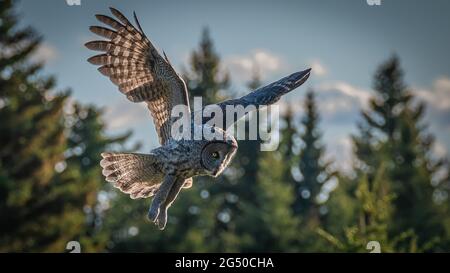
{"left": 17, "top": 0, "right": 450, "bottom": 171}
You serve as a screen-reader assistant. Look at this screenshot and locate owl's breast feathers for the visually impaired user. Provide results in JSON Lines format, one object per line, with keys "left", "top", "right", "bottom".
{"left": 160, "top": 140, "right": 204, "bottom": 178}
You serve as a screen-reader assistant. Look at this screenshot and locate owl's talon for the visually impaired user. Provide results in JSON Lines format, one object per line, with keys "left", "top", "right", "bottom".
{"left": 147, "top": 205, "right": 160, "bottom": 222}
{"left": 157, "top": 208, "right": 167, "bottom": 230}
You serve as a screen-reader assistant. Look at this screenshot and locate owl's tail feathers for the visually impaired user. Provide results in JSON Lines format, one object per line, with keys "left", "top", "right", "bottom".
{"left": 100, "top": 152, "right": 161, "bottom": 199}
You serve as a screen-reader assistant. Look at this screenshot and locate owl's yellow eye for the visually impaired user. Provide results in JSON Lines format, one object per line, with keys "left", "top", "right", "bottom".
{"left": 211, "top": 152, "right": 219, "bottom": 159}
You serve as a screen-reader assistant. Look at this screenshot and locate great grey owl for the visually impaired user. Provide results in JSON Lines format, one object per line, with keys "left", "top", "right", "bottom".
{"left": 85, "top": 7, "right": 311, "bottom": 230}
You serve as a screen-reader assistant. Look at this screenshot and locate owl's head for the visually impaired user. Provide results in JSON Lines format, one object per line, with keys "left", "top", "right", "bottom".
{"left": 200, "top": 133, "right": 238, "bottom": 177}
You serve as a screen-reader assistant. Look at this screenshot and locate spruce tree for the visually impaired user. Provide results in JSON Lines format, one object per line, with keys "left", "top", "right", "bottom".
{"left": 64, "top": 103, "right": 133, "bottom": 251}
{"left": 238, "top": 112, "right": 300, "bottom": 252}
{"left": 0, "top": 0, "right": 71, "bottom": 251}
{"left": 184, "top": 28, "right": 230, "bottom": 105}
{"left": 279, "top": 104, "right": 297, "bottom": 186}
{"left": 294, "top": 91, "right": 336, "bottom": 224}
{"left": 231, "top": 70, "right": 262, "bottom": 204}
{"left": 253, "top": 145, "right": 300, "bottom": 251}
{"left": 352, "top": 56, "right": 449, "bottom": 250}
{"left": 0, "top": 0, "right": 131, "bottom": 252}
{"left": 318, "top": 164, "right": 412, "bottom": 252}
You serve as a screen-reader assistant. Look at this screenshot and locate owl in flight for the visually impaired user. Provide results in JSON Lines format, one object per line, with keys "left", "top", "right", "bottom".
{"left": 85, "top": 8, "right": 311, "bottom": 230}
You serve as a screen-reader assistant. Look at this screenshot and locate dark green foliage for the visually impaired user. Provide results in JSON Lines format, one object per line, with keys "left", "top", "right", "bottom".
{"left": 0, "top": 0, "right": 131, "bottom": 252}
{"left": 239, "top": 107, "right": 326, "bottom": 252}
{"left": 293, "top": 91, "right": 336, "bottom": 223}
{"left": 64, "top": 104, "right": 133, "bottom": 251}
{"left": 232, "top": 70, "right": 263, "bottom": 202}
{"left": 252, "top": 141, "right": 300, "bottom": 252}
{"left": 352, "top": 56, "right": 449, "bottom": 250}
{"left": 0, "top": 0, "right": 71, "bottom": 251}
{"left": 184, "top": 28, "right": 230, "bottom": 105}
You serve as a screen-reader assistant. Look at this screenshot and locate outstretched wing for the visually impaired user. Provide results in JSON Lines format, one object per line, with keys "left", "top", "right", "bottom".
{"left": 85, "top": 8, "right": 190, "bottom": 145}
{"left": 100, "top": 152, "right": 164, "bottom": 199}
{"left": 199, "top": 69, "right": 311, "bottom": 129}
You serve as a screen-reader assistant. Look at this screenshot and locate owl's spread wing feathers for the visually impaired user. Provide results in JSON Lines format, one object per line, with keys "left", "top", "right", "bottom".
{"left": 201, "top": 69, "right": 311, "bottom": 129}
{"left": 100, "top": 152, "right": 165, "bottom": 199}
{"left": 86, "top": 8, "right": 190, "bottom": 145}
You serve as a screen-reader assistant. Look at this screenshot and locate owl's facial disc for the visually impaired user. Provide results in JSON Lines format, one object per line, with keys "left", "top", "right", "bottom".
{"left": 201, "top": 141, "right": 238, "bottom": 177}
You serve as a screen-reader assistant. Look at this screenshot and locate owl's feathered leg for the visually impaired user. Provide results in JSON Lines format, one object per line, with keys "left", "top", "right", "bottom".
{"left": 155, "top": 178, "right": 191, "bottom": 230}
{"left": 147, "top": 175, "right": 177, "bottom": 222}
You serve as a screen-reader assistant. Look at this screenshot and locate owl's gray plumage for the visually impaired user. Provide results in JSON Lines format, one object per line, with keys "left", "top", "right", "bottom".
{"left": 86, "top": 7, "right": 310, "bottom": 230}
{"left": 196, "top": 70, "right": 311, "bottom": 129}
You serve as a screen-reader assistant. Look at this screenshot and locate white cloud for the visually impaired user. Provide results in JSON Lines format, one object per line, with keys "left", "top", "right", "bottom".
{"left": 286, "top": 81, "right": 373, "bottom": 121}
{"left": 316, "top": 82, "right": 371, "bottom": 108}
{"left": 223, "top": 49, "right": 286, "bottom": 84}
{"left": 326, "top": 136, "right": 355, "bottom": 174}
{"left": 432, "top": 139, "right": 448, "bottom": 158}
{"left": 31, "top": 43, "right": 59, "bottom": 64}
{"left": 277, "top": 81, "right": 372, "bottom": 123}
{"left": 309, "top": 60, "right": 328, "bottom": 77}
{"left": 415, "top": 77, "right": 450, "bottom": 110}
{"left": 104, "top": 100, "right": 149, "bottom": 130}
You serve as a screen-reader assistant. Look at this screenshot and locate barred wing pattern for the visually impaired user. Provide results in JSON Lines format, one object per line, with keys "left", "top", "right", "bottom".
{"left": 100, "top": 152, "right": 163, "bottom": 199}
{"left": 202, "top": 69, "right": 311, "bottom": 129}
{"left": 85, "top": 8, "right": 190, "bottom": 145}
